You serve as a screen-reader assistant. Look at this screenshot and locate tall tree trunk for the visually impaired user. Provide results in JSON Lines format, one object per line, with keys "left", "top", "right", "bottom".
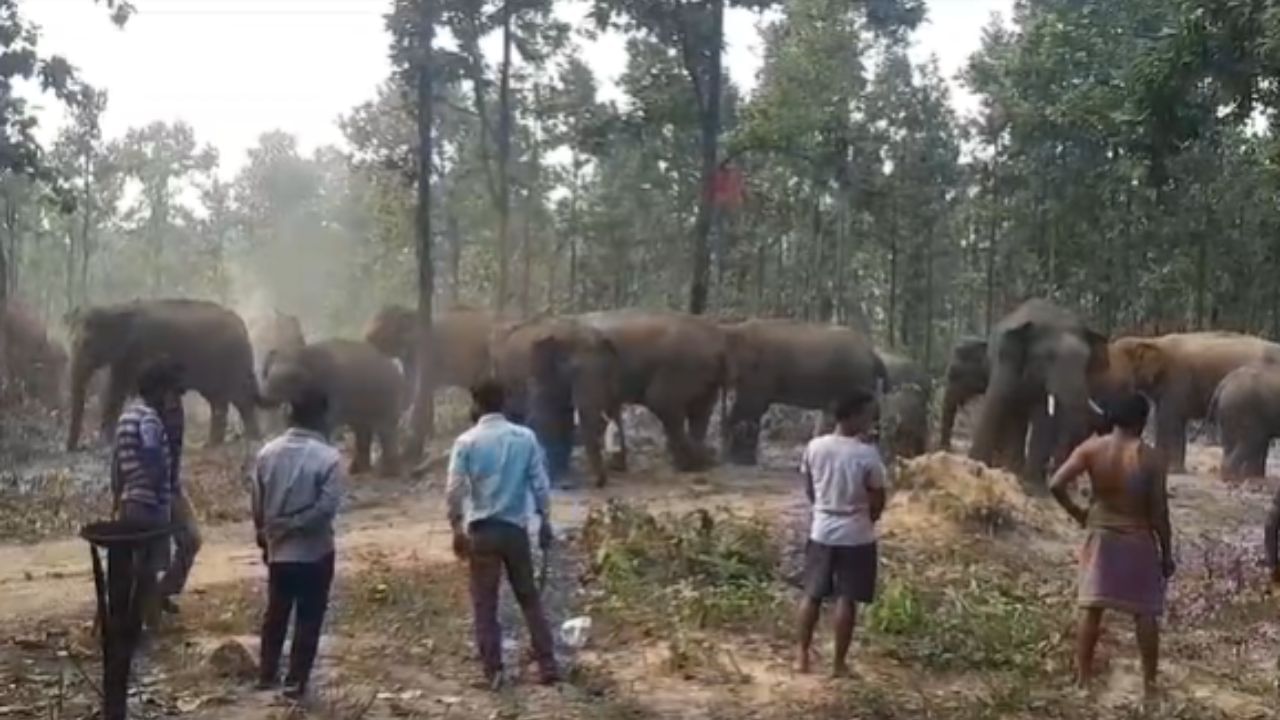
{"left": 494, "top": 1, "right": 514, "bottom": 312}
{"left": 924, "top": 219, "right": 935, "bottom": 368}
{"left": 406, "top": 0, "right": 437, "bottom": 462}
{"left": 687, "top": 0, "right": 722, "bottom": 316}
{"left": 65, "top": 230, "right": 77, "bottom": 314}
{"left": 521, "top": 117, "right": 540, "bottom": 317}
{"left": 888, "top": 192, "right": 899, "bottom": 345}
{"left": 447, "top": 211, "right": 461, "bottom": 306}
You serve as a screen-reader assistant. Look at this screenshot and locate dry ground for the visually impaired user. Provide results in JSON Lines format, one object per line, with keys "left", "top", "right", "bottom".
{"left": 1, "top": 417, "right": 1278, "bottom": 719}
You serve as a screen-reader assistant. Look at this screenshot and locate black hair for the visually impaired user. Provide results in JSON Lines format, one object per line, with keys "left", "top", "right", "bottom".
{"left": 833, "top": 390, "right": 875, "bottom": 423}
{"left": 288, "top": 384, "right": 330, "bottom": 429}
{"left": 1108, "top": 392, "right": 1150, "bottom": 434}
{"left": 471, "top": 380, "right": 507, "bottom": 416}
{"left": 137, "top": 358, "right": 183, "bottom": 398}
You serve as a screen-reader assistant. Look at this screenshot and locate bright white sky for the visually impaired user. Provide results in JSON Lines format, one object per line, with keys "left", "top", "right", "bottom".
{"left": 24, "top": 0, "right": 1012, "bottom": 175}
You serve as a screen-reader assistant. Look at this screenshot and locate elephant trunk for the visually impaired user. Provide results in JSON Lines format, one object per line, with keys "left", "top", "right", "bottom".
{"left": 65, "top": 352, "right": 94, "bottom": 451}
{"left": 940, "top": 384, "right": 963, "bottom": 451}
{"left": 970, "top": 379, "right": 1016, "bottom": 465}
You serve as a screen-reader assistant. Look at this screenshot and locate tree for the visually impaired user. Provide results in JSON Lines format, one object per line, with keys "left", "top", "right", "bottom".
{"left": 117, "top": 122, "right": 218, "bottom": 293}
{"left": 0, "top": 0, "right": 131, "bottom": 303}
{"left": 589, "top": 0, "right": 923, "bottom": 314}
{"left": 49, "top": 88, "right": 121, "bottom": 311}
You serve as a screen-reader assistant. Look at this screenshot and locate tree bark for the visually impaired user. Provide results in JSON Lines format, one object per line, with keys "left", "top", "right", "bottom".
{"left": 405, "top": 0, "right": 437, "bottom": 462}
{"left": 687, "top": 0, "right": 722, "bottom": 316}
{"left": 494, "top": 1, "right": 514, "bottom": 312}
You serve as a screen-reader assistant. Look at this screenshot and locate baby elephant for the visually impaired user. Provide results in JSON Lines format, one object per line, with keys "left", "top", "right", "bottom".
{"left": 1210, "top": 361, "right": 1280, "bottom": 481}
{"left": 261, "top": 339, "right": 404, "bottom": 476}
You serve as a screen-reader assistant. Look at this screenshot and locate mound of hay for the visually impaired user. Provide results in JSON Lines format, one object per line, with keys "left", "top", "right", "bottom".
{"left": 885, "top": 452, "right": 1071, "bottom": 541}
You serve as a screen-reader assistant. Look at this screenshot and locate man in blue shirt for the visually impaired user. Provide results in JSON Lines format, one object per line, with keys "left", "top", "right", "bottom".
{"left": 447, "top": 380, "right": 558, "bottom": 687}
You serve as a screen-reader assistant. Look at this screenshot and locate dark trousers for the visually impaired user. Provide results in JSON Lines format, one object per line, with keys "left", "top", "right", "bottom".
{"left": 468, "top": 519, "right": 557, "bottom": 679}
{"left": 259, "top": 553, "right": 335, "bottom": 688}
{"left": 160, "top": 494, "right": 201, "bottom": 598}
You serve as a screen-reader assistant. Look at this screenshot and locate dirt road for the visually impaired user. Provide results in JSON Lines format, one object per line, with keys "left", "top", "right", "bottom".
{"left": 0, "top": 465, "right": 797, "bottom": 630}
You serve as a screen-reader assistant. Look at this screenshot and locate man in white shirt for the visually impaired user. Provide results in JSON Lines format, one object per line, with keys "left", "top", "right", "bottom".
{"left": 795, "top": 390, "right": 887, "bottom": 677}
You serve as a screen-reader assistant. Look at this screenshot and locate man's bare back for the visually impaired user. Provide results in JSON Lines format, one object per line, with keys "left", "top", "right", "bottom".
{"left": 1075, "top": 433, "right": 1158, "bottom": 529}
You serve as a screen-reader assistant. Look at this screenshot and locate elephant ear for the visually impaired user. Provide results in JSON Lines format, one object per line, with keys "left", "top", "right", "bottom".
{"left": 995, "top": 320, "right": 1035, "bottom": 369}
{"left": 1082, "top": 328, "right": 1110, "bottom": 376}
{"left": 1129, "top": 340, "right": 1167, "bottom": 388}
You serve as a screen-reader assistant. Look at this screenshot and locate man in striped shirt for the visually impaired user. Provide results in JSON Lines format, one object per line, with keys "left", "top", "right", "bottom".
{"left": 111, "top": 360, "right": 183, "bottom": 628}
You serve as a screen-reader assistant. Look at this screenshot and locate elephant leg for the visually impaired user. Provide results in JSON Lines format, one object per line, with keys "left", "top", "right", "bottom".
{"left": 375, "top": 421, "right": 401, "bottom": 478}
{"left": 685, "top": 396, "right": 718, "bottom": 467}
{"left": 234, "top": 392, "right": 261, "bottom": 441}
{"left": 686, "top": 389, "right": 717, "bottom": 446}
{"left": 655, "top": 405, "right": 708, "bottom": 472}
{"left": 939, "top": 389, "right": 961, "bottom": 452}
{"left": 577, "top": 405, "right": 608, "bottom": 488}
{"left": 726, "top": 397, "right": 766, "bottom": 466}
{"left": 66, "top": 371, "right": 91, "bottom": 451}
{"left": 645, "top": 379, "right": 703, "bottom": 471}
{"left": 208, "top": 400, "right": 229, "bottom": 446}
{"left": 350, "top": 428, "right": 373, "bottom": 475}
{"left": 99, "top": 370, "right": 128, "bottom": 445}
{"left": 1155, "top": 404, "right": 1187, "bottom": 473}
{"left": 605, "top": 408, "right": 627, "bottom": 473}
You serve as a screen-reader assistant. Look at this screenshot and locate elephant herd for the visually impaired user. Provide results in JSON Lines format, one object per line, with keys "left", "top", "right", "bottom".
{"left": 940, "top": 298, "right": 1280, "bottom": 484}
{"left": 55, "top": 298, "right": 928, "bottom": 484}
{"left": 361, "top": 306, "right": 917, "bottom": 485}
{"left": 50, "top": 294, "right": 1280, "bottom": 485}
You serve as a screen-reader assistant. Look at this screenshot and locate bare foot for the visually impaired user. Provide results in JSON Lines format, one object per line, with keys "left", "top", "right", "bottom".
{"left": 831, "top": 663, "right": 852, "bottom": 679}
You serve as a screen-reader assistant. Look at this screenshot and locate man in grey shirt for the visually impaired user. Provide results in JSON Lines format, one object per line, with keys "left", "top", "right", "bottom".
{"left": 252, "top": 385, "right": 344, "bottom": 700}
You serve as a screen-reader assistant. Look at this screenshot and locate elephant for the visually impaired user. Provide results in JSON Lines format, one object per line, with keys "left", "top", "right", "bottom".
{"left": 939, "top": 337, "right": 989, "bottom": 450}
{"left": 66, "top": 299, "right": 261, "bottom": 450}
{"left": 878, "top": 351, "right": 930, "bottom": 459}
{"left": 721, "top": 319, "right": 886, "bottom": 466}
{"left": 1208, "top": 363, "right": 1280, "bottom": 481}
{"left": 488, "top": 316, "right": 621, "bottom": 487}
{"left": 2, "top": 301, "right": 68, "bottom": 409}
{"left": 248, "top": 310, "right": 306, "bottom": 383}
{"left": 578, "top": 310, "right": 727, "bottom": 472}
{"left": 969, "top": 299, "right": 1108, "bottom": 487}
{"left": 363, "top": 304, "right": 498, "bottom": 392}
{"left": 1100, "top": 332, "right": 1280, "bottom": 472}
{"left": 260, "top": 339, "right": 404, "bottom": 476}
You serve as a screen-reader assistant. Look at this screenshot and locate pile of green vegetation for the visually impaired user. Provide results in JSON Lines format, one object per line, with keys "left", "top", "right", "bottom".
{"left": 580, "top": 501, "right": 789, "bottom": 638}
{"left": 866, "top": 551, "right": 1071, "bottom": 676}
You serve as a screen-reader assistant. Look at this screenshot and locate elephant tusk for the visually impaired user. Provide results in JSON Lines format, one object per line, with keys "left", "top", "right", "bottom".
{"left": 1047, "top": 394, "right": 1057, "bottom": 418}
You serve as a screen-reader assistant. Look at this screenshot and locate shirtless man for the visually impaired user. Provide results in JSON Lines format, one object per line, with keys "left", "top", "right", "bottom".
{"left": 1049, "top": 392, "right": 1174, "bottom": 699}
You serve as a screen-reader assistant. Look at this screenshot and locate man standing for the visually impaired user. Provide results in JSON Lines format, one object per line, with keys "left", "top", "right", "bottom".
{"left": 252, "top": 386, "right": 344, "bottom": 700}
{"left": 158, "top": 375, "right": 200, "bottom": 615}
{"left": 795, "top": 391, "right": 886, "bottom": 678}
{"left": 447, "top": 380, "right": 559, "bottom": 687}
{"left": 111, "top": 360, "right": 183, "bottom": 629}
{"left": 1049, "top": 392, "right": 1174, "bottom": 700}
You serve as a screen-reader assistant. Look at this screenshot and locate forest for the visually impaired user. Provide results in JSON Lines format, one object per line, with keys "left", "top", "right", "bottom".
{"left": 3, "top": 0, "right": 1278, "bottom": 372}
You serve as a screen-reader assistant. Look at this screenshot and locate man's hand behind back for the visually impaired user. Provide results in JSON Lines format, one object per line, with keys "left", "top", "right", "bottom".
{"left": 539, "top": 522, "right": 554, "bottom": 551}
